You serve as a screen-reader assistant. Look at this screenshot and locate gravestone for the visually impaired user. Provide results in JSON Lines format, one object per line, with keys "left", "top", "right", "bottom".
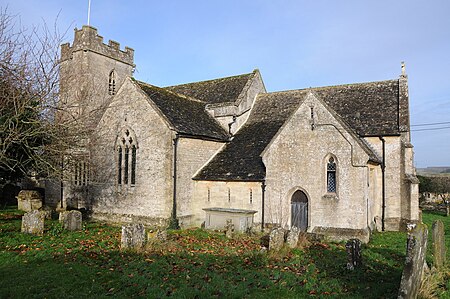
{"left": 432, "top": 220, "right": 446, "bottom": 269}
{"left": 121, "top": 224, "right": 146, "bottom": 250}
{"left": 286, "top": 227, "right": 300, "bottom": 248}
{"left": 21, "top": 210, "right": 45, "bottom": 236}
{"left": 156, "top": 229, "right": 168, "bottom": 242}
{"left": 398, "top": 223, "right": 428, "bottom": 299}
{"left": 17, "top": 190, "right": 43, "bottom": 212}
{"left": 345, "top": 239, "right": 362, "bottom": 270}
{"left": 269, "top": 228, "right": 285, "bottom": 251}
{"left": 225, "top": 219, "right": 234, "bottom": 239}
{"left": 39, "top": 206, "right": 54, "bottom": 220}
{"left": 59, "top": 210, "right": 82, "bottom": 231}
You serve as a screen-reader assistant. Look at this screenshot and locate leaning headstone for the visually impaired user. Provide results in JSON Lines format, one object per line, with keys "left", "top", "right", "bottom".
{"left": 225, "top": 219, "right": 234, "bottom": 239}
{"left": 59, "top": 210, "right": 82, "bottom": 231}
{"left": 432, "top": 220, "right": 446, "bottom": 269}
{"left": 398, "top": 223, "right": 428, "bottom": 299}
{"left": 121, "top": 224, "right": 146, "bottom": 250}
{"left": 346, "top": 239, "right": 362, "bottom": 270}
{"left": 286, "top": 227, "right": 300, "bottom": 248}
{"left": 17, "top": 190, "right": 43, "bottom": 212}
{"left": 269, "top": 228, "right": 285, "bottom": 251}
{"left": 21, "top": 210, "right": 45, "bottom": 236}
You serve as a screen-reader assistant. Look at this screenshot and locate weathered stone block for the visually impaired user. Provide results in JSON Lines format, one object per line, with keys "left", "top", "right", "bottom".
{"left": 269, "top": 228, "right": 285, "bottom": 251}
{"left": 346, "top": 239, "right": 362, "bottom": 270}
{"left": 21, "top": 210, "right": 45, "bottom": 236}
{"left": 121, "top": 224, "right": 146, "bottom": 250}
{"left": 398, "top": 223, "right": 428, "bottom": 299}
{"left": 17, "top": 190, "right": 42, "bottom": 212}
{"left": 59, "top": 210, "right": 82, "bottom": 231}
{"left": 432, "top": 220, "right": 446, "bottom": 269}
{"left": 286, "top": 227, "right": 300, "bottom": 248}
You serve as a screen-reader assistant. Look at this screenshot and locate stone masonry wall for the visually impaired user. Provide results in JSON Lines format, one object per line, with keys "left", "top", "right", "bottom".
{"left": 176, "top": 138, "right": 225, "bottom": 227}
{"left": 365, "top": 136, "right": 405, "bottom": 230}
{"left": 89, "top": 78, "right": 173, "bottom": 223}
{"left": 263, "top": 92, "right": 374, "bottom": 231}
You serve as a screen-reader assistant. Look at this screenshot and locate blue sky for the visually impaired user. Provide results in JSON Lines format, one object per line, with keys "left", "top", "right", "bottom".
{"left": 3, "top": 0, "right": 450, "bottom": 168}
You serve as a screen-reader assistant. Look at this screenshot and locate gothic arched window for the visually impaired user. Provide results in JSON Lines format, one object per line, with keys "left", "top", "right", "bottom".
{"left": 327, "top": 157, "right": 337, "bottom": 193}
{"left": 117, "top": 129, "right": 137, "bottom": 187}
{"left": 109, "top": 70, "right": 116, "bottom": 95}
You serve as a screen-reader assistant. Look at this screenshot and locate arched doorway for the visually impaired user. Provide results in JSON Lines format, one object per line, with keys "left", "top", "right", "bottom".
{"left": 291, "top": 190, "right": 308, "bottom": 231}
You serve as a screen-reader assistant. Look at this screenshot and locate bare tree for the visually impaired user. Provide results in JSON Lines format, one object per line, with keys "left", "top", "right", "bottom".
{"left": 0, "top": 8, "right": 84, "bottom": 182}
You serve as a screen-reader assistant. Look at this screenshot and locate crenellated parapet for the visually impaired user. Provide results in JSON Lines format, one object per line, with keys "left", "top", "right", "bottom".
{"left": 61, "top": 25, "right": 134, "bottom": 66}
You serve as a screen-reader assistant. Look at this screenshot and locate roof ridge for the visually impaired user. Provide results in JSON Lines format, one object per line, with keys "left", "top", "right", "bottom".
{"left": 165, "top": 71, "right": 255, "bottom": 88}
{"left": 135, "top": 79, "right": 205, "bottom": 104}
{"left": 266, "top": 78, "right": 399, "bottom": 95}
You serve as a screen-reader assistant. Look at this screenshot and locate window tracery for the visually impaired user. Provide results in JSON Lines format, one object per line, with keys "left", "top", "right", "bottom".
{"left": 117, "top": 128, "right": 137, "bottom": 187}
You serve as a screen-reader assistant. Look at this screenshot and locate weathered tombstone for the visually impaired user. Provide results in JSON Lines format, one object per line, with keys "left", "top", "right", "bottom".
{"left": 398, "top": 223, "right": 428, "bottom": 299}
{"left": 121, "top": 223, "right": 146, "bottom": 250}
{"left": 59, "top": 210, "right": 82, "bottom": 231}
{"left": 225, "top": 219, "right": 234, "bottom": 239}
{"left": 286, "top": 227, "right": 300, "bottom": 248}
{"left": 269, "top": 227, "right": 285, "bottom": 251}
{"left": 432, "top": 220, "right": 446, "bottom": 269}
{"left": 156, "top": 229, "right": 168, "bottom": 242}
{"left": 21, "top": 210, "right": 45, "bottom": 236}
{"left": 345, "top": 239, "right": 362, "bottom": 270}
{"left": 39, "top": 206, "right": 54, "bottom": 220}
{"left": 17, "top": 190, "right": 43, "bottom": 212}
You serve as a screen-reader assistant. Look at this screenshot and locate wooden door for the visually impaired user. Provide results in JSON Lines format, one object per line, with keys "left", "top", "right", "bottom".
{"left": 291, "top": 190, "right": 308, "bottom": 232}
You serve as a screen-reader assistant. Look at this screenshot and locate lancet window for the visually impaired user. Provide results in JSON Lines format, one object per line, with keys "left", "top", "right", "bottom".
{"left": 117, "top": 129, "right": 137, "bottom": 187}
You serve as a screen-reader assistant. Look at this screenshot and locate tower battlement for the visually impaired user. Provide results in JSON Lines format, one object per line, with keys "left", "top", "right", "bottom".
{"left": 61, "top": 25, "right": 135, "bottom": 66}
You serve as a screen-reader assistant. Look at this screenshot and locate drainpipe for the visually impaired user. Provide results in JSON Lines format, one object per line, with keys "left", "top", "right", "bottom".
{"left": 261, "top": 180, "right": 266, "bottom": 231}
{"left": 169, "top": 134, "right": 180, "bottom": 229}
{"left": 379, "top": 136, "right": 386, "bottom": 231}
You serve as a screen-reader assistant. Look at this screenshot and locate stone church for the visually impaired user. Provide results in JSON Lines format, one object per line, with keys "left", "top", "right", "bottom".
{"left": 49, "top": 25, "right": 419, "bottom": 242}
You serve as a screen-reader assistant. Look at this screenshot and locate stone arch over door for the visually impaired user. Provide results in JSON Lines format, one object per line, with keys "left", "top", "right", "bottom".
{"left": 291, "top": 190, "right": 308, "bottom": 232}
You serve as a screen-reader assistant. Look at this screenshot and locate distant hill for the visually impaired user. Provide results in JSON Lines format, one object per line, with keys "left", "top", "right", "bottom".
{"left": 417, "top": 167, "right": 450, "bottom": 175}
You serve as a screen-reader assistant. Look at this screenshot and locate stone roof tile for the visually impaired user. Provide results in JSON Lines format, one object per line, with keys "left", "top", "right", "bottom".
{"left": 166, "top": 71, "right": 255, "bottom": 104}
{"left": 136, "top": 81, "right": 230, "bottom": 141}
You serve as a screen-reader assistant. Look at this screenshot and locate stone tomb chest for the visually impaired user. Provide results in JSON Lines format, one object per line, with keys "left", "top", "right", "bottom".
{"left": 203, "top": 207, "right": 257, "bottom": 232}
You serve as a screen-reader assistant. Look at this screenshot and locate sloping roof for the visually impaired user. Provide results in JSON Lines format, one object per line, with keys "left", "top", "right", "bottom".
{"left": 315, "top": 80, "right": 400, "bottom": 136}
{"left": 136, "top": 80, "right": 230, "bottom": 141}
{"left": 194, "top": 90, "right": 309, "bottom": 181}
{"left": 194, "top": 79, "right": 398, "bottom": 181}
{"left": 165, "top": 71, "right": 255, "bottom": 104}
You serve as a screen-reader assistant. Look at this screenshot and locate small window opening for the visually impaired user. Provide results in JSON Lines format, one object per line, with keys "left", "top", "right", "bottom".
{"left": 228, "top": 188, "right": 231, "bottom": 202}
{"left": 207, "top": 188, "right": 211, "bottom": 202}
{"left": 109, "top": 70, "right": 116, "bottom": 95}
{"left": 249, "top": 189, "right": 253, "bottom": 204}
{"left": 327, "top": 157, "right": 337, "bottom": 193}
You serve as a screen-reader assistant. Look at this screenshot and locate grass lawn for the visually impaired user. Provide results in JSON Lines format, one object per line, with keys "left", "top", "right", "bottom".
{"left": 0, "top": 207, "right": 448, "bottom": 298}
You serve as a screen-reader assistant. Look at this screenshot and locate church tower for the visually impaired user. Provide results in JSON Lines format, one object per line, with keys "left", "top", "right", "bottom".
{"left": 59, "top": 26, "right": 135, "bottom": 129}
